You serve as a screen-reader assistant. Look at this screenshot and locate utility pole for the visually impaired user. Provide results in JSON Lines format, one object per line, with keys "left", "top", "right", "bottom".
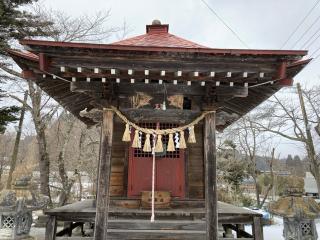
{"left": 297, "top": 83, "right": 320, "bottom": 195}
{"left": 6, "top": 91, "right": 28, "bottom": 189}
{"left": 297, "top": 83, "right": 316, "bottom": 161}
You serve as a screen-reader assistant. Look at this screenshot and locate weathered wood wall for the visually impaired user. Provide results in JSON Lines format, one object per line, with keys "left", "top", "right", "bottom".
{"left": 187, "top": 124, "right": 204, "bottom": 199}
{"left": 110, "top": 120, "right": 127, "bottom": 197}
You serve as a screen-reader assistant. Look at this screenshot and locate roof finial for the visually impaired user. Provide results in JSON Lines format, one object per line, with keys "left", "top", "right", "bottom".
{"left": 152, "top": 19, "right": 161, "bottom": 25}
{"left": 146, "top": 20, "right": 168, "bottom": 34}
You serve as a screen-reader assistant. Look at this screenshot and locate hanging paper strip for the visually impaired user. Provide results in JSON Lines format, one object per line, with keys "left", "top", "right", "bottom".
{"left": 114, "top": 106, "right": 214, "bottom": 152}
{"left": 167, "top": 133, "right": 175, "bottom": 152}
{"left": 122, "top": 123, "right": 131, "bottom": 142}
{"left": 132, "top": 130, "right": 140, "bottom": 148}
{"left": 188, "top": 126, "right": 196, "bottom": 143}
{"left": 155, "top": 135, "right": 164, "bottom": 153}
{"left": 179, "top": 131, "right": 187, "bottom": 149}
{"left": 143, "top": 134, "right": 152, "bottom": 152}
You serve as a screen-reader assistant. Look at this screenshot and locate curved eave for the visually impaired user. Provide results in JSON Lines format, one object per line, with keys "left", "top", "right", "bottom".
{"left": 8, "top": 48, "right": 311, "bottom": 130}
{"left": 7, "top": 52, "right": 96, "bottom": 127}
{"left": 19, "top": 39, "right": 308, "bottom": 57}
{"left": 8, "top": 49, "right": 39, "bottom": 62}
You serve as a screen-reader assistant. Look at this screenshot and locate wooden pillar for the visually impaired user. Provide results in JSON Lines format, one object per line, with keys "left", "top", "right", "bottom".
{"left": 204, "top": 112, "right": 218, "bottom": 239}
{"left": 45, "top": 216, "right": 57, "bottom": 240}
{"left": 94, "top": 110, "right": 114, "bottom": 240}
{"left": 253, "top": 216, "right": 264, "bottom": 240}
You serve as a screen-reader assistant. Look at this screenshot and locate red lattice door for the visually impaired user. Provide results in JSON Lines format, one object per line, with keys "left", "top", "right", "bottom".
{"left": 128, "top": 123, "right": 185, "bottom": 198}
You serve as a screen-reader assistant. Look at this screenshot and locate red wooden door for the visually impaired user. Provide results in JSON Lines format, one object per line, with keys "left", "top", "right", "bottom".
{"left": 128, "top": 123, "right": 185, "bottom": 198}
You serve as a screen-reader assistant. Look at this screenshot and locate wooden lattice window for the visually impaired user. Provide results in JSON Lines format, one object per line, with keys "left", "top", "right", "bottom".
{"left": 133, "top": 123, "right": 180, "bottom": 158}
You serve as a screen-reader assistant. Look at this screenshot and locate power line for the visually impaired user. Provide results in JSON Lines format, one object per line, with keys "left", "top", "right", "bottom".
{"left": 291, "top": 14, "right": 320, "bottom": 49}
{"left": 305, "top": 29, "right": 320, "bottom": 49}
{"left": 280, "top": 0, "right": 320, "bottom": 49}
{"left": 300, "top": 24, "right": 320, "bottom": 49}
{"left": 310, "top": 44, "right": 320, "bottom": 57}
{"left": 200, "top": 0, "right": 250, "bottom": 49}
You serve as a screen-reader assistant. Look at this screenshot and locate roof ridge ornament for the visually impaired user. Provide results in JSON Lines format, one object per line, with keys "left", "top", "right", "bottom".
{"left": 152, "top": 19, "right": 161, "bottom": 25}
{"left": 146, "top": 19, "right": 169, "bottom": 34}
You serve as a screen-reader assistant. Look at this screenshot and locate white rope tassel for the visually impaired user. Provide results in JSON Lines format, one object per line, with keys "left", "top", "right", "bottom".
{"left": 151, "top": 134, "right": 156, "bottom": 222}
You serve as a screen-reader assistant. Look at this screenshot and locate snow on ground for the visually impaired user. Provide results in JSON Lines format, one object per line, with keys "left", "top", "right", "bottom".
{"left": 262, "top": 216, "right": 285, "bottom": 240}
{"left": 246, "top": 216, "right": 320, "bottom": 240}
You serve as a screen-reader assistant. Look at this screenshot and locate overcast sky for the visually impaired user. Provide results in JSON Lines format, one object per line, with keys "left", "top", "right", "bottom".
{"left": 27, "top": 0, "right": 320, "bottom": 157}
{"left": 38, "top": 0, "right": 320, "bottom": 83}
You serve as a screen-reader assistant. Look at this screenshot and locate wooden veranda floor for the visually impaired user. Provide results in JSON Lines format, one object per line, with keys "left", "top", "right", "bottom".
{"left": 44, "top": 199, "right": 263, "bottom": 240}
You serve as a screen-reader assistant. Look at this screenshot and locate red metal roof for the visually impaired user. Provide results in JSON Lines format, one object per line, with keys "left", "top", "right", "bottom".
{"left": 16, "top": 21, "right": 307, "bottom": 57}
{"left": 8, "top": 49, "right": 39, "bottom": 61}
{"left": 112, "top": 23, "right": 207, "bottom": 48}
{"left": 17, "top": 38, "right": 308, "bottom": 57}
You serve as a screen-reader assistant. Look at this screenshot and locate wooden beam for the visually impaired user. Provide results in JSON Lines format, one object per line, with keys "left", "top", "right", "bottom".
{"left": 94, "top": 110, "right": 114, "bottom": 240}
{"left": 214, "top": 86, "right": 248, "bottom": 97}
{"left": 46, "top": 51, "right": 287, "bottom": 72}
{"left": 121, "top": 109, "right": 201, "bottom": 124}
{"left": 22, "top": 70, "right": 36, "bottom": 80}
{"left": 71, "top": 81, "right": 248, "bottom": 98}
{"left": 39, "top": 53, "right": 49, "bottom": 72}
{"left": 204, "top": 112, "right": 218, "bottom": 239}
{"left": 71, "top": 81, "right": 204, "bottom": 96}
{"left": 78, "top": 108, "right": 202, "bottom": 124}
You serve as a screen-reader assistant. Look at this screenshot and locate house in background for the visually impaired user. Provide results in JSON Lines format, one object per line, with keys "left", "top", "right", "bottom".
{"left": 304, "top": 172, "right": 319, "bottom": 198}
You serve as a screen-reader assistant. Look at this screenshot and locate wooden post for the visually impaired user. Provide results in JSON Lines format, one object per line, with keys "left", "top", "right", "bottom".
{"left": 204, "top": 112, "right": 218, "bottom": 239}
{"left": 94, "top": 110, "right": 114, "bottom": 240}
{"left": 45, "top": 216, "right": 57, "bottom": 240}
{"left": 252, "top": 216, "right": 264, "bottom": 240}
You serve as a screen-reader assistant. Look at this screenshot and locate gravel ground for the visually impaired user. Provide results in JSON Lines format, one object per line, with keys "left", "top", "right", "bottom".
{"left": 30, "top": 227, "right": 46, "bottom": 240}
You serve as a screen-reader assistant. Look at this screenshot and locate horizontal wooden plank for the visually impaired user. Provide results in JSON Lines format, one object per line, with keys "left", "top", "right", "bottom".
{"left": 108, "top": 229, "right": 206, "bottom": 240}
{"left": 107, "top": 219, "right": 205, "bottom": 231}
{"left": 110, "top": 186, "right": 123, "bottom": 196}
{"left": 71, "top": 81, "right": 248, "bottom": 99}
{"left": 111, "top": 172, "right": 123, "bottom": 184}
{"left": 111, "top": 158, "right": 125, "bottom": 165}
{"left": 120, "top": 109, "right": 202, "bottom": 124}
{"left": 188, "top": 182, "right": 204, "bottom": 187}
{"left": 111, "top": 165, "right": 124, "bottom": 173}
{"left": 46, "top": 199, "right": 262, "bottom": 217}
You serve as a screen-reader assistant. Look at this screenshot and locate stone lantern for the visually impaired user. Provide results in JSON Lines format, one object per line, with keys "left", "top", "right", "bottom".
{"left": 270, "top": 176, "right": 320, "bottom": 240}
{"left": 0, "top": 175, "right": 49, "bottom": 240}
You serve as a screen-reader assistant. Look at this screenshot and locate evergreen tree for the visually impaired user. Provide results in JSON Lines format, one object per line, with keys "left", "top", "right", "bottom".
{"left": 0, "top": 0, "right": 52, "bottom": 54}
{"left": 0, "top": 0, "right": 52, "bottom": 133}
{"left": 286, "top": 154, "right": 293, "bottom": 167}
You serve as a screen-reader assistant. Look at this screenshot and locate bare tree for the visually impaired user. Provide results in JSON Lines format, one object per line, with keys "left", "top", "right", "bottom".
{"left": 235, "top": 115, "right": 261, "bottom": 207}
{"left": 10, "top": 83, "right": 59, "bottom": 201}
{"left": 6, "top": 90, "right": 28, "bottom": 189}
{"left": 4, "top": 5, "right": 118, "bottom": 202}
{"left": 55, "top": 112, "right": 77, "bottom": 206}
{"left": 32, "top": 5, "right": 116, "bottom": 42}
{"left": 255, "top": 84, "right": 320, "bottom": 195}
{"left": 0, "top": 133, "right": 14, "bottom": 186}
{"left": 259, "top": 148, "right": 275, "bottom": 208}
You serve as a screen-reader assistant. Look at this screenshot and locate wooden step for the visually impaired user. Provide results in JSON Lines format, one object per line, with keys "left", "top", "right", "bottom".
{"left": 107, "top": 229, "right": 206, "bottom": 239}
{"left": 55, "top": 230, "right": 253, "bottom": 240}
{"left": 109, "top": 208, "right": 205, "bottom": 220}
{"left": 108, "top": 219, "right": 205, "bottom": 231}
